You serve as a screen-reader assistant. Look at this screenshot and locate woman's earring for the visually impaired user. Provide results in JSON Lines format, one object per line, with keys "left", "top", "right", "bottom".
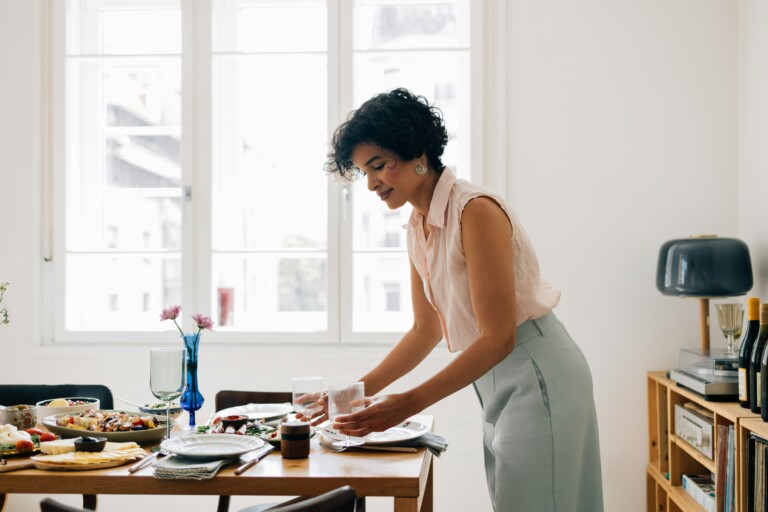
{"left": 415, "top": 164, "right": 427, "bottom": 175}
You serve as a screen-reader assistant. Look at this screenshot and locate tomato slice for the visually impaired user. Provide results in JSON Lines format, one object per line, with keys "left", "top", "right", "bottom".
{"left": 25, "top": 428, "right": 43, "bottom": 436}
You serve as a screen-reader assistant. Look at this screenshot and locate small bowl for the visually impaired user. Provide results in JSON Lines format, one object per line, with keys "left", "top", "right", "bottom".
{"left": 0, "top": 404, "right": 38, "bottom": 430}
{"left": 73, "top": 436, "right": 107, "bottom": 452}
{"left": 139, "top": 403, "right": 183, "bottom": 420}
{"left": 37, "top": 397, "right": 100, "bottom": 419}
{"left": 221, "top": 414, "right": 248, "bottom": 431}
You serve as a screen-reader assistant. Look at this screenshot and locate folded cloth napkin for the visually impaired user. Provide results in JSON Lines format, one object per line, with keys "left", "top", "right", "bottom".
{"left": 392, "top": 432, "right": 448, "bottom": 457}
{"left": 153, "top": 456, "right": 232, "bottom": 480}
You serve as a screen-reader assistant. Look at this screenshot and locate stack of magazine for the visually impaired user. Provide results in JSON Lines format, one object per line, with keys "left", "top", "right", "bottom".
{"left": 682, "top": 473, "right": 715, "bottom": 512}
{"left": 746, "top": 432, "right": 768, "bottom": 512}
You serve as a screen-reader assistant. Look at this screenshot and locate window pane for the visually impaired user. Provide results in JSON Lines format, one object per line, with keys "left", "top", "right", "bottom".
{"left": 67, "top": 1, "right": 181, "bottom": 55}
{"left": 212, "top": 55, "right": 328, "bottom": 251}
{"left": 353, "top": 253, "right": 411, "bottom": 332}
{"left": 105, "top": 69, "right": 182, "bottom": 127}
{"left": 68, "top": 60, "right": 182, "bottom": 252}
{"left": 66, "top": 255, "right": 181, "bottom": 331}
{"left": 352, "top": 179, "right": 410, "bottom": 250}
{"left": 213, "top": 254, "right": 327, "bottom": 331}
{"left": 355, "top": 1, "right": 468, "bottom": 51}
{"left": 225, "top": 1, "right": 327, "bottom": 53}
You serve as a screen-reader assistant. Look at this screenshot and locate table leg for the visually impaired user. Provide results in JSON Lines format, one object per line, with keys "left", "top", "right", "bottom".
{"left": 355, "top": 497, "right": 366, "bottom": 511}
{"left": 422, "top": 463, "right": 433, "bottom": 512}
{"left": 217, "top": 495, "right": 231, "bottom": 512}
{"left": 393, "top": 498, "right": 417, "bottom": 512}
{"left": 83, "top": 494, "right": 97, "bottom": 510}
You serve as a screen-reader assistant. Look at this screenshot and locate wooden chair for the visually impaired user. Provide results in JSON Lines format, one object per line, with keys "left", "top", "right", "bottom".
{"left": 3, "top": 384, "right": 114, "bottom": 511}
{"left": 239, "top": 486, "right": 357, "bottom": 512}
{"left": 214, "top": 390, "right": 292, "bottom": 411}
{"left": 215, "top": 390, "right": 291, "bottom": 512}
{"left": 40, "top": 497, "right": 88, "bottom": 512}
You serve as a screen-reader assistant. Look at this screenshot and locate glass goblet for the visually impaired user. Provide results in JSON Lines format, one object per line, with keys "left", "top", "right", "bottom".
{"left": 716, "top": 303, "right": 744, "bottom": 357}
{"left": 150, "top": 348, "right": 186, "bottom": 440}
{"left": 327, "top": 382, "right": 365, "bottom": 449}
{"left": 292, "top": 377, "right": 324, "bottom": 423}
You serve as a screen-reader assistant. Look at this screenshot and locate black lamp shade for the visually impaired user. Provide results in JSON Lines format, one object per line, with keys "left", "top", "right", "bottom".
{"left": 656, "top": 237, "right": 753, "bottom": 297}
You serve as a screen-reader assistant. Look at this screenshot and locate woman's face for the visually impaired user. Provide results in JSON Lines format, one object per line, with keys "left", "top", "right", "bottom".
{"left": 351, "top": 143, "right": 424, "bottom": 210}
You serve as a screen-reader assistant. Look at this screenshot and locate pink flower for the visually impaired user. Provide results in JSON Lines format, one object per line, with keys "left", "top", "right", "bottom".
{"left": 160, "top": 305, "right": 214, "bottom": 337}
{"left": 192, "top": 314, "right": 214, "bottom": 331}
{"left": 160, "top": 305, "right": 182, "bottom": 321}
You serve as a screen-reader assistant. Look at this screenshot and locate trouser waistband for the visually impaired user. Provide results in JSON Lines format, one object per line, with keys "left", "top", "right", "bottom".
{"left": 515, "top": 311, "right": 558, "bottom": 346}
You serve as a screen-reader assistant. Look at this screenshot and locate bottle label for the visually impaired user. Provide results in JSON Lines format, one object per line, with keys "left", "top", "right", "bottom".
{"left": 739, "top": 367, "right": 748, "bottom": 402}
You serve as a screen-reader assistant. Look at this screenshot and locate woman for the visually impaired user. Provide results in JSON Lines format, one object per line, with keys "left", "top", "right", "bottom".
{"left": 321, "top": 88, "right": 603, "bottom": 511}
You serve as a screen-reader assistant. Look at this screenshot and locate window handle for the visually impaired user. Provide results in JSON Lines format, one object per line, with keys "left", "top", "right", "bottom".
{"left": 341, "top": 184, "right": 350, "bottom": 222}
{"left": 183, "top": 186, "right": 192, "bottom": 202}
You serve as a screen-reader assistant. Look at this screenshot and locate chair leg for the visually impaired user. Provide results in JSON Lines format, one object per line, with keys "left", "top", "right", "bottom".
{"left": 1, "top": 493, "right": 6, "bottom": 512}
{"left": 217, "top": 495, "right": 231, "bottom": 512}
{"left": 82, "top": 495, "right": 97, "bottom": 510}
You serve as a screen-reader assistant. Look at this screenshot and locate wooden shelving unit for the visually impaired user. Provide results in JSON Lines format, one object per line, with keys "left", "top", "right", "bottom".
{"left": 647, "top": 371, "right": 760, "bottom": 512}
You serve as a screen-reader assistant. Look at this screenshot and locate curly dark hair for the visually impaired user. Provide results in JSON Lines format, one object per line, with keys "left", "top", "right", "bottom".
{"left": 325, "top": 88, "right": 449, "bottom": 181}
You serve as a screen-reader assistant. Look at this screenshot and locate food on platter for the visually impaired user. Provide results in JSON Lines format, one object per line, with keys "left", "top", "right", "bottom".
{"left": 42, "top": 398, "right": 94, "bottom": 407}
{"left": 52, "top": 410, "right": 162, "bottom": 433}
{"left": 0, "top": 424, "right": 60, "bottom": 455}
{"left": 138, "top": 402, "right": 183, "bottom": 419}
{"left": 197, "top": 416, "right": 274, "bottom": 438}
{"left": 32, "top": 441, "right": 145, "bottom": 465}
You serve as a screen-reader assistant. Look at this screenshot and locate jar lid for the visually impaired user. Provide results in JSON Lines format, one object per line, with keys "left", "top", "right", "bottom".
{"left": 281, "top": 421, "right": 310, "bottom": 435}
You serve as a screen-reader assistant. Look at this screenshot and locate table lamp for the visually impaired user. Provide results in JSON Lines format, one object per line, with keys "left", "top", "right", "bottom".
{"left": 656, "top": 235, "right": 753, "bottom": 352}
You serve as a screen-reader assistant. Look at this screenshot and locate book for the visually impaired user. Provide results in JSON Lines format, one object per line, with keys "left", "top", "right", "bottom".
{"left": 716, "top": 424, "right": 728, "bottom": 512}
{"left": 748, "top": 435, "right": 756, "bottom": 512}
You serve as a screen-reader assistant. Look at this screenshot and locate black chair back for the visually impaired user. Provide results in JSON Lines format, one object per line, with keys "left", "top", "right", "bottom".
{"left": 0, "top": 384, "right": 114, "bottom": 409}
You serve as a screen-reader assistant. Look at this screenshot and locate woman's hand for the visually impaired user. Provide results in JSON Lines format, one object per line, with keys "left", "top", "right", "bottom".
{"left": 295, "top": 393, "right": 329, "bottom": 427}
{"left": 332, "top": 393, "right": 417, "bottom": 438}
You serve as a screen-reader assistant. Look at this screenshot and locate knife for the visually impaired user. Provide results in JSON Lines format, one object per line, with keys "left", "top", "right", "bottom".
{"left": 235, "top": 445, "right": 275, "bottom": 475}
{"left": 128, "top": 449, "right": 168, "bottom": 474}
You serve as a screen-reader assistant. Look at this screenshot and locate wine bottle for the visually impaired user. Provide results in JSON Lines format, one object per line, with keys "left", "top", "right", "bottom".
{"left": 750, "top": 304, "right": 768, "bottom": 413}
{"left": 739, "top": 298, "right": 761, "bottom": 408}
{"left": 759, "top": 305, "right": 768, "bottom": 421}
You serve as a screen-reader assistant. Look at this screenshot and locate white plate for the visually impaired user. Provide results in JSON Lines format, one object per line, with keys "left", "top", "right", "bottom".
{"left": 322, "top": 419, "right": 429, "bottom": 446}
{"left": 214, "top": 403, "right": 293, "bottom": 423}
{"left": 161, "top": 434, "right": 264, "bottom": 460}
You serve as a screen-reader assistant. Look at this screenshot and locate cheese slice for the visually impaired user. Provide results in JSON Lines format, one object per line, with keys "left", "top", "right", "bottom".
{"left": 32, "top": 447, "right": 146, "bottom": 465}
{"left": 39, "top": 439, "right": 75, "bottom": 455}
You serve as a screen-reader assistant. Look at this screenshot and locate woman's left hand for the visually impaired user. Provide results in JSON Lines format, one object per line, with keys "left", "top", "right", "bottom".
{"left": 332, "top": 393, "right": 416, "bottom": 437}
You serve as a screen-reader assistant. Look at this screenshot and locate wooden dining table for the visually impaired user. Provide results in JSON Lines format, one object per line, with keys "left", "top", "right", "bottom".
{"left": 0, "top": 414, "right": 434, "bottom": 512}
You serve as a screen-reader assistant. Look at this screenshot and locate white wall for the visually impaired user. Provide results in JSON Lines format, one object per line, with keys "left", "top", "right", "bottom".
{"left": 740, "top": 0, "right": 768, "bottom": 301}
{"left": 1, "top": 1, "right": 763, "bottom": 511}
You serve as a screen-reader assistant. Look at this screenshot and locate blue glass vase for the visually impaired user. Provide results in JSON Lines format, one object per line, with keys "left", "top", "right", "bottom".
{"left": 180, "top": 333, "right": 204, "bottom": 428}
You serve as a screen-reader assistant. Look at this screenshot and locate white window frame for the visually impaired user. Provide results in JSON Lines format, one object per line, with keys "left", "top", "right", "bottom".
{"left": 42, "top": 0, "right": 506, "bottom": 346}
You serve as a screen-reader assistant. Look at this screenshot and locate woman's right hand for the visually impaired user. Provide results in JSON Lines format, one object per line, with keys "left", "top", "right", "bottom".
{"left": 295, "top": 393, "right": 329, "bottom": 426}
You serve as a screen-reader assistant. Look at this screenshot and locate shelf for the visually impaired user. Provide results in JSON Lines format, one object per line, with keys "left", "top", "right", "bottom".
{"left": 668, "top": 485, "right": 708, "bottom": 512}
{"left": 670, "top": 434, "right": 715, "bottom": 473}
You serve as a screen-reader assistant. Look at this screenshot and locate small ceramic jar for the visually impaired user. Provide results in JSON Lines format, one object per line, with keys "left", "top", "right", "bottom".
{"left": 280, "top": 421, "right": 310, "bottom": 459}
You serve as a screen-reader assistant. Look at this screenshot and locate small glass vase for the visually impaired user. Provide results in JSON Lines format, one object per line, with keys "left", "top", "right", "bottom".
{"left": 180, "top": 333, "right": 205, "bottom": 429}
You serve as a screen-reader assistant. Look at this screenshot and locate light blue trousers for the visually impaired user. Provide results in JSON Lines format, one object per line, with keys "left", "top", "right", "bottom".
{"left": 473, "top": 312, "right": 604, "bottom": 512}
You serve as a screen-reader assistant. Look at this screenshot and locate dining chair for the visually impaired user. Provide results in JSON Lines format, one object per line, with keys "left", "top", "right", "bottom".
{"left": 214, "top": 390, "right": 292, "bottom": 411}
{"left": 238, "top": 485, "right": 357, "bottom": 512}
{"left": 40, "top": 497, "right": 89, "bottom": 512}
{"left": 214, "top": 390, "right": 292, "bottom": 512}
{"left": 0, "top": 384, "right": 114, "bottom": 409}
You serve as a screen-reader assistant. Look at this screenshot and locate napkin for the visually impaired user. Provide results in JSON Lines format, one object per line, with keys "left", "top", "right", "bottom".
{"left": 153, "top": 456, "right": 233, "bottom": 480}
{"left": 390, "top": 432, "right": 448, "bottom": 457}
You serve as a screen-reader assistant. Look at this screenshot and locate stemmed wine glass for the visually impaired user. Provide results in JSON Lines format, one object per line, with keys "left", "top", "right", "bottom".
{"left": 292, "top": 377, "right": 324, "bottom": 423}
{"left": 716, "top": 303, "right": 744, "bottom": 357}
{"left": 150, "top": 348, "right": 186, "bottom": 440}
{"left": 327, "top": 382, "right": 365, "bottom": 449}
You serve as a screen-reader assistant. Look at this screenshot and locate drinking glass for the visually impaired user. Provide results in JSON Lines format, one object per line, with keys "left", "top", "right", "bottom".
{"left": 716, "top": 303, "right": 744, "bottom": 357}
{"left": 292, "top": 377, "right": 324, "bottom": 422}
{"left": 327, "top": 382, "right": 365, "bottom": 448}
{"left": 150, "top": 348, "right": 186, "bottom": 440}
